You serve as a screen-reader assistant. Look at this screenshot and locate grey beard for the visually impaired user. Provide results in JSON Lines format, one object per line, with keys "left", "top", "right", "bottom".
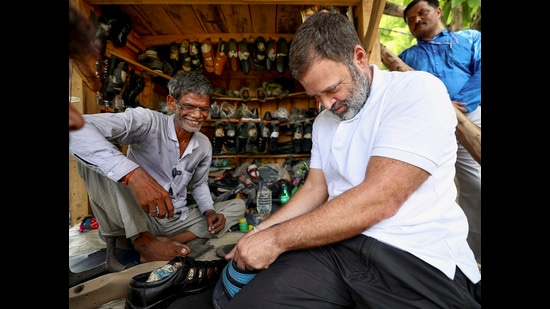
{"left": 332, "top": 66, "right": 370, "bottom": 121}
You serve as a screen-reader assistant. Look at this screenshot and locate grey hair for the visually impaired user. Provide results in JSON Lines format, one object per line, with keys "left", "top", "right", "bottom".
{"left": 289, "top": 12, "right": 362, "bottom": 81}
{"left": 167, "top": 70, "right": 213, "bottom": 101}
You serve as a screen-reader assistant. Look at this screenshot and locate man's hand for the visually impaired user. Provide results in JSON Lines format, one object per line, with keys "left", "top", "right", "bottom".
{"left": 204, "top": 210, "right": 226, "bottom": 234}
{"left": 452, "top": 101, "right": 468, "bottom": 113}
{"left": 126, "top": 167, "right": 175, "bottom": 219}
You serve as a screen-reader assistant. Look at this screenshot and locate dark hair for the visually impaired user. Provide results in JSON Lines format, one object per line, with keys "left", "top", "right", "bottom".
{"left": 289, "top": 12, "right": 361, "bottom": 81}
{"left": 69, "top": 1, "right": 100, "bottom": 90}
{"left": 403, "top": 0, "right": 440, "bottom": 23}
{"left": 167, "top": 70, "right": 214, "bottom": 101}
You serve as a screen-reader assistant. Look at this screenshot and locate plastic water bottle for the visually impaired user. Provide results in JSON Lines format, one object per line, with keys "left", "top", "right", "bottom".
{"left": 256, "top": 181, "right": 272, "bottom": 222}
{"left": 280, "top": 183, "right": 290, "bottom": 206}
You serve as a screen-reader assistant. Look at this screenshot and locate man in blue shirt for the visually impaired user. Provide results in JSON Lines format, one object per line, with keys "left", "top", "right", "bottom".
{"left": 399, "top": 0, "right": 481, "bottom": 264}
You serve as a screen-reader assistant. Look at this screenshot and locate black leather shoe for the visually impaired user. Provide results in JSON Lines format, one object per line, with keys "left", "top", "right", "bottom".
{"left": 265, "top": 38, "right": 276, "bottom": 72}
{"left": 268, "top": 122, "right": 279, "bottom": 153}
{"left": 125, "top": 256, "right": 227, "bottom": 309}
{"left": 110, "top": 13, "right": 132, "bottom": 47}
{"left": 238, "top": 39, "right": 251, "bottom": 75}
{"left": 254, "top": 36, "right": 267, "bottom": 70}
{"left": 224, "top": 122, "right": 237, "bottom": 154}
{"left": 212, "top": 121, "right": 225, "bottom": 155}
{"left": 276, "top": 38, "right": 288, "bottom": 74}
{"left": 236, "top": 122, "right": 248, "bottom": 154}
{"left": 123, "top": 73, "right": 145, "bottom": 107}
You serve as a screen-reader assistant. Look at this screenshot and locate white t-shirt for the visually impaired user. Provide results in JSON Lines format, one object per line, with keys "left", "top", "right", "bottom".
{"left": 310, "top": 65, "right": 480, "bottom": 283}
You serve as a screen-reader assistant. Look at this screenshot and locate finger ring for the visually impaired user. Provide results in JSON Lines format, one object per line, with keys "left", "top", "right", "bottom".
{"left": 149, "top": 209, "right": 157, "bottom": 213}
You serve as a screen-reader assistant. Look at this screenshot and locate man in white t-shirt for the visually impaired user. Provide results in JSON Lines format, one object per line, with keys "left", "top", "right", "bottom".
{"left": 217, "top": 12, "right": 480, "bottom": 308}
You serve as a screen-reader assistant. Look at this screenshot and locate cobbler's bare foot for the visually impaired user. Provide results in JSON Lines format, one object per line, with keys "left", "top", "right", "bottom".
{"left": 157, "top": 231, "right": 197, "bottom": 245}
{"left": 134, "top": 232, "right": 191, "bottom": 263}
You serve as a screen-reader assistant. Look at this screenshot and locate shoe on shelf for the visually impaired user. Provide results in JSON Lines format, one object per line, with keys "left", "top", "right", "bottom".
{"left": 268, "top": 122, "right": 280, "bottom": 153}
{"left": 94, "top": 15, "right": 111, "bottom": 54}
{"left": 123, "top": 73, "right": 145, "bottom": 107}
{"left": 168, "top": 42, "right": 179, "bottom": 73}
{"left": 201, "top": 38, "right": 215, "bottom": 73}
{"left": 125, "top": 256, "right": 227, "bottom": 309}
{"left": 228, "top": 38, "right": 239, "bottom": 72}
{"left": 238, "top": 39, "right": 251, "bottom": 75}
{"left": 138, "top": 48, "right": 164, "bottom": 73}
{"left": 224, "top": 121, "right": 237, "bottom": 154}
{"left": 256, "top": 87, "right": 267, "bottom": 102}
{"left": 212, "top": 121, "right": 225, "bottom": 155}
{"left": 257, "top": 122, "right": 270, "bottom": 153}
{"left": 240, "top": 87, "right": 251, "bottom": 101}
{"left": 103, "top": 56, "right": 128, "bottom": 101}
{"left": 179, "top": 40, "right": 192, "bottom": 72}
{"left": 265, "top": 38, "right": 276, "bottom": 72}
{"left": 214, "top": 40, "right": 228, "bottom": 76}
{"left": 302, "top": 120, "right": 313, "bottom": 152}
{"left": 235, "top": 122, "right": 248, "bottom": 154}
{"left": 254, "top": 36, "right": 267, "bottom": 70}
{"left": 292, "top": 122, "right": 303, "bottom": 153}
{"left": 245, "top": 122, "right": 258, "bottom": 154}
{"left": 109, "top": 13, "right": 132, "bottom": 47}
{"left": 189, "top": 41, "right": 203, "bottom": 71}
{"left": 276, "top": 38, "right": 288, "bottom": 74}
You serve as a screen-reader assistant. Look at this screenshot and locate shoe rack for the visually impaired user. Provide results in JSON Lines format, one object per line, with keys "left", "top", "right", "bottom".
{"left": 71, "top": 0, "right": 387, "bottom": 223}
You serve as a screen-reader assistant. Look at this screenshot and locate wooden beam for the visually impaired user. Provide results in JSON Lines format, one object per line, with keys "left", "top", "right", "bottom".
{"left": 142, "top": 33, "right": 295, "bottom": 47}
{"left": 85, "top": 0, "right": 361, "bottom": 5}
{"left": 357, "top": 0, "right": 386, "bottom": 60}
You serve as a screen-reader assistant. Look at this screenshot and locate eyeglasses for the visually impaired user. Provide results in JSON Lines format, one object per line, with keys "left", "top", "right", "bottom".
{"left": 175, "top": 101, "right": 210, "bottom": 114}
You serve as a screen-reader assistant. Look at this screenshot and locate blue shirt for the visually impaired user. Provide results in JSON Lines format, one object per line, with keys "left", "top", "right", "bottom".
{"left": 399, "top": 29, "right": 481, "bottom": 113}
{"left": 68, "top": 107, "right": 215, "bottom": 217}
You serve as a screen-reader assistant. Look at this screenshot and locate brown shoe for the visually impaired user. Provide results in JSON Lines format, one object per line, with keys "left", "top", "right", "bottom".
{"left": 214, "top": 40, "right": 228, "bottom": 76}
{"left": 228, "top": 38, "right": 239, "bottom": 72}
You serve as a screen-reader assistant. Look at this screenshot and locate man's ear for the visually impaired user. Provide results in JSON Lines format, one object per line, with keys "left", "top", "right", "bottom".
{"left": 353, "top": 45, "right": 369, "bottom": 69}
{"left": 166, "top": 95, "right": 177, "bottom": 111}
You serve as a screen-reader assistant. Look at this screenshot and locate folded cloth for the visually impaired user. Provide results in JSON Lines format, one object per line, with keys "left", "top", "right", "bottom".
{"left": 212, "top": 258, "right": 258, "bottom": 309}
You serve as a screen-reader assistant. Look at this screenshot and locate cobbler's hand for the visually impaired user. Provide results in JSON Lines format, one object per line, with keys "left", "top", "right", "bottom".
{"left": 126, "top": 167, "right": 175, "bottom": 219}
{"left": 205, "top": 210, "right": 225, "bottom": 234}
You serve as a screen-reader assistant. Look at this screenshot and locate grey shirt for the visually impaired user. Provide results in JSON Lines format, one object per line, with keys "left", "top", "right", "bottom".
{"left": 69, "top": 107, "right": 215, "bottom": 219}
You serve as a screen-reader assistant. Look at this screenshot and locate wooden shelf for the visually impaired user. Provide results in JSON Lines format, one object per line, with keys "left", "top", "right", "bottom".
{"left": 205, "top": 116, "right": 315, "bottom": 125}
{"left": 213, "top": 91, "right": 307, "bottom": 102}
